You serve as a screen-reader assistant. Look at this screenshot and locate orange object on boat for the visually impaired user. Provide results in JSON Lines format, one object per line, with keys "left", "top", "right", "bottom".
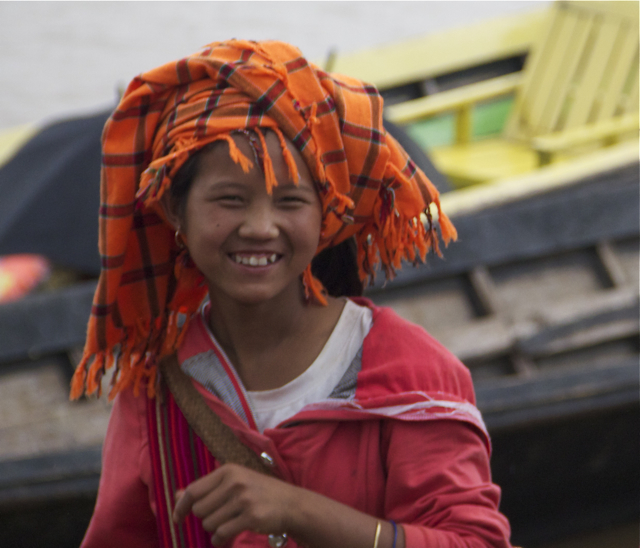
{"left": 0, "top": 254, "right": 51, "bottom": 303}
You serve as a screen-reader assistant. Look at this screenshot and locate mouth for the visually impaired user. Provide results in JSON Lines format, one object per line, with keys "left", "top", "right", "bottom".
{"left": 230, "top": 253, "right": 280, "bottom": 267}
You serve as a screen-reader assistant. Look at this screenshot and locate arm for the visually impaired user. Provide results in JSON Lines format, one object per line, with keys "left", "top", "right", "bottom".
{"left": 80, "top": 389, "right": 158, "bottom": 548}
{"left": 383, "top": 419, "right": 512, "bottom": 548}
{"left": 173, "top": 419, "right": 510, "bottom": 548}
{"left": 173, "top": 464, "right": 404, "bottom": 548}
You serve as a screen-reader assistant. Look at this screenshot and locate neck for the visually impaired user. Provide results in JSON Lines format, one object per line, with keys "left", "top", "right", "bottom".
{"left": 206, "top": 284, "right": 345, "bottom": 390}
{"left": 208, "top": 286, "right": 308, "bottom": 352}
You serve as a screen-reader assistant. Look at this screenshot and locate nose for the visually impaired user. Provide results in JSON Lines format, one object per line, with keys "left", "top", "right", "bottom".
{"left": 238, "top": 201, "right": 279, "bottom": 240}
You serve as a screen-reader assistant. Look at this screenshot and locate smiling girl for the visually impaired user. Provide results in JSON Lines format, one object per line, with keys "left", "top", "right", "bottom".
{"left": 73, "top": 40, "right": 512, "bottom": 548}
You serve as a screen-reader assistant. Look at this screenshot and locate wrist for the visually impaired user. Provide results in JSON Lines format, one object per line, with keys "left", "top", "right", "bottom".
{"left": 280, "top": 482, "right": 315, "bottom": 539}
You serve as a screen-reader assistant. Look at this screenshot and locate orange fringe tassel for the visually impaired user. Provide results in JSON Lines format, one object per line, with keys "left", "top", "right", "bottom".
{"left": 273, "top": 127, "right": 299, "bottom": 184}
{"left": 302, "top": 265, "right": 327, "bottom": 305}
{"left": 221, "top": 134, "right": 254, "bottom": 173}
{"left": 254, "top": 128, "right": 279, "bottom": 194}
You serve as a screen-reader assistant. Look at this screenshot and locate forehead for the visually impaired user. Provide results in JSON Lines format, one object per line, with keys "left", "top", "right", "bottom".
{"left": 195, "top": 130, "right": 314, "bottom": 188}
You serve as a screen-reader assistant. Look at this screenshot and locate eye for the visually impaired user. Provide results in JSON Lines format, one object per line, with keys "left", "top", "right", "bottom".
{"left": 215, "top": 194, "right": 244, "bottom": 205}
{"left": 278, "top": 195, "right": 308, "bottom": 208}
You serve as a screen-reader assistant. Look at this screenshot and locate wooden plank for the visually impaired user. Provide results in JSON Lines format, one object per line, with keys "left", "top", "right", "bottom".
{"left": 430, "top": 137, "right": 536, "bottom": 186}
{"left": 490, "top": 250, "right": 608, "bottom": 323}
{"left": 528, "top": 285, "right": 638, "bottom": 327}
{"left": 594, "top": 25, "right": 639, "bottom": 121}
{"left": 531, "top": 112, "right": 639, "bottom": 156}
{"left": 377, "top": 276, "right": 479, "bottom": 339}
{"left": 595, "top": 240, "right": 628, "bottom": 288}
{"left": 536, "top": 12, "right": 594, "bottom": 134}
{"left": 414, "top": 285, "right": 638, "bottom": 367}
{"left": 368, "top": 163, "right": 639, "bottom": 288}
{"left": 476, "top": 357, "right": 639, "bottom": 429}
{"left": 0, "top": 447, "right": 101, "bottom": 508}
{"left": 384, "top": 73, "right": 521, "bottom": 125}
{"left": 568, "top": 1, "right": 640, "bottom": 20}
{"left": 0, "top": 361, "right": 111, "bottom": 462}
{"left": 525, "top": 318, "right": 638, "bottom": 358}
{"left": 620, "top": 59, "right": 639, "bottom": 116}
{"left": 563, "top": 18, "right": 619, "bottom": 130}
{"left": 525, "top": 6, "right": 579, "bottom": 134}
{"left": 468, "top": 266, "right": 500, "bottom": 315}
{"left": 516, "top": 289, "right": 639, "bottom": 358}
{"left": 510, "top": 353, "right": 537, "bottom": 377}
{"left": 0, "top": 281, "right": 95, "bottom": 363}
{"left": 327, "top": 9, "right": 547, "bottom": 90}
{"left": 434, "top": 316, "right": 512, "bottom": 364}
{"left": 505, "top": 4, "right": 561, "bottom": 139}
{"left": 614, "top": 237, "right": 640, "bottom": 287}
{"left": 435, "top": 140, "right": 638, "bottom": 219}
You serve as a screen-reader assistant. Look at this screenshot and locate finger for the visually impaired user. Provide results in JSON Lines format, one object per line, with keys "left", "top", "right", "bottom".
{"left": 191, "top": 486, "right": 233, "bottom": 522}
{"left": 188, "top": 467, "right": 226, "bottom": 499}
{"left": 210, "top": 513, "right": 253, "bottom": 547}
{"left": 173, "top": 489, "right": 196, "bottom": 524}
{"left": 201, "top": 500, "right": 241, "bottom": 533}
{"left": 173, "top": 468, "right": 226, "bottom": 523}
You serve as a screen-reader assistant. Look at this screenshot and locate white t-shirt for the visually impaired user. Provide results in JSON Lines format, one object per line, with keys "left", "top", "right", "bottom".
{"left": 246, "top": 299, "right": 372, "bottom": 432}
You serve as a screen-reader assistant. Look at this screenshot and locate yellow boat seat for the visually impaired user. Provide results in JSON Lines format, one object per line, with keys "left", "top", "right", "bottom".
{"left": 431, "top": 139, "right": 537, "bottom": 187}
{"left": 386, "top": 1, "right": 640, "bottom": 188}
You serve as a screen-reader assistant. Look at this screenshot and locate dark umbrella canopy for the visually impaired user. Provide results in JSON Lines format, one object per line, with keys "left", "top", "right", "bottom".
{"left": 383, "top": 119, "right": 452, "bottom": 194}
{"left": 0, "top": 110, "right": 110, "bottom": 275}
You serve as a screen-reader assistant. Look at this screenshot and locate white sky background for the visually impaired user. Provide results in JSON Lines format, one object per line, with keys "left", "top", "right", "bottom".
{"left": 0, "top": 1, "right": 549, "bottom": 130}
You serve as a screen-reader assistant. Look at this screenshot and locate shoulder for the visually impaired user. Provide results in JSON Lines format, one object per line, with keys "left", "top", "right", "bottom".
{"left": 107, "top": 385, "right": 152, "bottom": 443}
{"left": 352, "top": 297, "right": 476, "bottom": 405}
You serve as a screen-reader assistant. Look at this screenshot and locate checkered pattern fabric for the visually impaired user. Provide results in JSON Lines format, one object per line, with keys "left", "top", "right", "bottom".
{"left": 71, "top": 39, "right": 456, "bottom": 400}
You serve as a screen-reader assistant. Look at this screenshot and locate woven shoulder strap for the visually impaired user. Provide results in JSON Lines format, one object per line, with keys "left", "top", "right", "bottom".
{"left": 158, "top": 354, "right": 273, "bottom": 476}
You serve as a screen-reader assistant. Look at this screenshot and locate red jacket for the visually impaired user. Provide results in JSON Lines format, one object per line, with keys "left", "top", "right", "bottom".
{"left": 82, "top": 300, "right": 512, "bottom": 547}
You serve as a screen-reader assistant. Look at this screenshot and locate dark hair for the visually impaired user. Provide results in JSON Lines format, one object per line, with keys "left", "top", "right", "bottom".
{"left": 168, "top": 146, "right": 203, "bottom": 219}
{"left": 311, "top": 237, "right": 363, "bottom": 297}
{"left": 169, "top": 144, "right": 363, "bottom": 298}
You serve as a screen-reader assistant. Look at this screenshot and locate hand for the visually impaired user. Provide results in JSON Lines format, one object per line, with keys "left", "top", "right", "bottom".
{"left": 172, "top": 463, "right": 298, "bottom": 546}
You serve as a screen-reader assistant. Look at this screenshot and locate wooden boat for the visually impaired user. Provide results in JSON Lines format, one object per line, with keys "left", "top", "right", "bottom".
{"left": 343, "top": 2, "right": 639, "bottom": 545}
{"left": 0, "top": 2, "right": 637, "bottom": 546}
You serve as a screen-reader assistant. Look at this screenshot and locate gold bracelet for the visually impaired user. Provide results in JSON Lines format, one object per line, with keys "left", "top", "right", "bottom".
{"left": 373, "top": 521, "right": 382, "bottom": 548}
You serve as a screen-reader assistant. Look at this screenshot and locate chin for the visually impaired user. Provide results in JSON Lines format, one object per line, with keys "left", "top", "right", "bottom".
{"left": 210, "top": 281, "right": 305, "bottom": 308}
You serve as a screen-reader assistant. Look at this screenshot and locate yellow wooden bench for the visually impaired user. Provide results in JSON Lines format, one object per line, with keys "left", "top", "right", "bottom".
{"left": 0, "top": 125, "right": 38, "bottom": 168}
{"left": 385, "top": 1, "right": 639, "bottom": 188}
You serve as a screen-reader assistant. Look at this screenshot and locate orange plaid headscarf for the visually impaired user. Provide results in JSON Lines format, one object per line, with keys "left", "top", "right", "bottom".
{"left": 70, "top": 39, "right": 456, "bottom": 401}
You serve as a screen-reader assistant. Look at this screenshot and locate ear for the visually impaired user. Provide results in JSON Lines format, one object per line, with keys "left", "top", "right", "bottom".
{"left": 159, "top": 190, "right": 182, "bottom": 231}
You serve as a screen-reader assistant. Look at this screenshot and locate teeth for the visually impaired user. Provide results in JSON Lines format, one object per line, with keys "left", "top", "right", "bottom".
{"left": 233, "top": 254, "right": 278, "bottom": 266}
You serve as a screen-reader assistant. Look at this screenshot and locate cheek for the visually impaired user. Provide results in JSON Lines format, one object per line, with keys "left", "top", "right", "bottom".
{"left": 302, "top": 205, "right": 323, "bottom": 253}
{"left": 181, "top": 203, "right": 228, "bottom": 249}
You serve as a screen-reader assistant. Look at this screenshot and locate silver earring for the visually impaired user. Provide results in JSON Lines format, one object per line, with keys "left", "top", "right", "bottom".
{"left": 175, "top": 228, "right": 186, "bottom": 249}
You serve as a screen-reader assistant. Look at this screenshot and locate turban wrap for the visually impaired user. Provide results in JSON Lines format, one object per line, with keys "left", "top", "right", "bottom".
{"left": 70, "top": 39, "right": 456, "bottom": 400}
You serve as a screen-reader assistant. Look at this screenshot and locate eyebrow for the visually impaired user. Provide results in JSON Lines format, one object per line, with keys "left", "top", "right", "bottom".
{"left": 201, "top": 177, "right": 317, "bottom": 194}
{"left": 275, "top": 183, "right": 315, "bottom": 192}
{"left": 201, "top": 180, "right": 247, "bottom": 191}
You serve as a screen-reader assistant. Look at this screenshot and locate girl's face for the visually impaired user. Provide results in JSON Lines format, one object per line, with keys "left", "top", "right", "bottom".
{"left": 178, "top": 131, "right": 322, "bottom": 308}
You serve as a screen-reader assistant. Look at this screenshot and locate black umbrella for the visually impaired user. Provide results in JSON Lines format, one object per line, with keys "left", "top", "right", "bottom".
{"left": 383, "top": 119, "right": 452, "bottom": 194}
{"left": 0, "top": 110, "right": 110, "bottom": 275}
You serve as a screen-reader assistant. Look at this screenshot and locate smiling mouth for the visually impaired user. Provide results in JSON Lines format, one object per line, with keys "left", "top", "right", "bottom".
{"left": 230, "top": 253, "right": 280, "bottom": 267}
